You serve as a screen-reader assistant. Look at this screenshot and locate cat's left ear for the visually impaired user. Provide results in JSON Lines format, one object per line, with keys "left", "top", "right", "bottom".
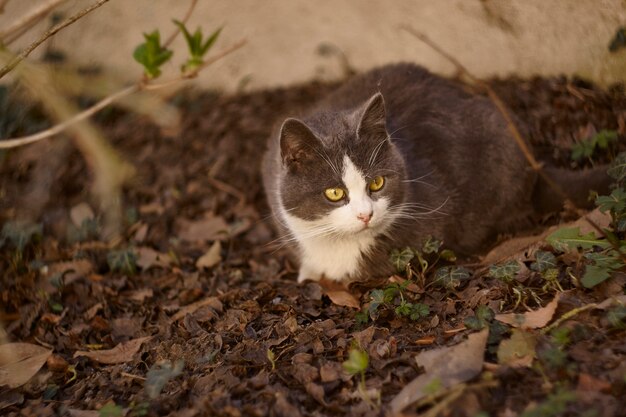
{"left": 357, "top": 93, "right": 387, "bottom": 137}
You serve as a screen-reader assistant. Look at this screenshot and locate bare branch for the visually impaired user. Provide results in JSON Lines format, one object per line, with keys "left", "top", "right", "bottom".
{"left": 0, "top": 39, "right": 247, "bottom": 149}
{"left": 0, "top": 0, "right": 110, "bottom": 80}
{"left": 0, "top": 0, "right": 70, "bottom": 45}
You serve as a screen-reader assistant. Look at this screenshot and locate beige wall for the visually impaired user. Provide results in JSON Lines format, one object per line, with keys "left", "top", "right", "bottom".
{"left": 2, "top": 0, "right": 625, "bottom": 91}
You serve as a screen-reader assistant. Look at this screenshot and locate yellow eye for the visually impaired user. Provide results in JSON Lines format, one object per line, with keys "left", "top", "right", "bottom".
{"left": 324, "top": 187, "right": 345, "bottom": 202}
{"left": 369, "top": 176, "right": 385, "bottom": 192}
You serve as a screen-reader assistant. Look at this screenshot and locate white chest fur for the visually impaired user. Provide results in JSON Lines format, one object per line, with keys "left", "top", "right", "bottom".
{"left": 279, "top": 156, "right": 390, "bottom": 282}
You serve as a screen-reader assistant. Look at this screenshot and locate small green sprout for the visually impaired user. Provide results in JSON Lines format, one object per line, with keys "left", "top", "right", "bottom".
{"left": 173, "top": 20, "right": 222, "bottom": 73}
{"left": 133, "top": 30, "right": 173, "bottom": 79}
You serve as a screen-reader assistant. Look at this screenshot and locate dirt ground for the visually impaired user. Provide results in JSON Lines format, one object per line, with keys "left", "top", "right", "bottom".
{"left": 1, "top": 74, "right": 625, "bottom": 417}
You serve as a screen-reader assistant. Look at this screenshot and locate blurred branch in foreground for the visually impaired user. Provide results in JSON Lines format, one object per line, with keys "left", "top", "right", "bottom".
{"left": 0, "top": 0, "right": 70, "bottom": 45}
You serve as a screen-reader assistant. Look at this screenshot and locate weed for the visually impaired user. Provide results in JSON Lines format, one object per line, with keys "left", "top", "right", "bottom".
{"left": 571, "top": 129, "right": 618, "bottom": 162}
{"left": 107, "top": 248, "right": 138, "bottom": 275}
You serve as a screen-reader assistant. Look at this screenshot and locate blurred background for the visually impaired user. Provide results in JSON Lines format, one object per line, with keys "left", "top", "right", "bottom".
{"left": 2, "top": 0, "right": 625, "bottom": 91}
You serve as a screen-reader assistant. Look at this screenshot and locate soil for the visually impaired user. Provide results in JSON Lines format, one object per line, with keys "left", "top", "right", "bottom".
{"left": 1, "top": 74, "right": 625, "bottom": 417}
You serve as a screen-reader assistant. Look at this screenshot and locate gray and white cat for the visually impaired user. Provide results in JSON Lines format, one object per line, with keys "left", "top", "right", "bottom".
{"left": 262, "top": 63, "right": 608, "bottom": 283}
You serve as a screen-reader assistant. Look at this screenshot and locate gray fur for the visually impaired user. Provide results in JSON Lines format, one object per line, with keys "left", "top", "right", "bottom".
{"left": 261, "top": 63, "right": 609, "bottom": 280}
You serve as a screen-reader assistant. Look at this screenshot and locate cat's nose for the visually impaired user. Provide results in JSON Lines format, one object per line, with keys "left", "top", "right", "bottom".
{"left": 357, "top": 212, "right": 372, "bottom": 224}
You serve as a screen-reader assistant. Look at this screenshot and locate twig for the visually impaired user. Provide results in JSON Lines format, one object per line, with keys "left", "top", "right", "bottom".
{"left": 0, "top": 0, "right": 70, "bottom": 45}
{"left": 541, "top": 303, "right": 597, "bottom": 334}
{"left": 162, "top": 0, "right": 199, "bottom": 48}
{"left": 0, "top": 39, "right": 246, "bottom": 149}
{"left": 0, "top": 0, "right": 11, "bottom": 14}
{"left": 0, "top": 0, "right": 110, "bottom": 80}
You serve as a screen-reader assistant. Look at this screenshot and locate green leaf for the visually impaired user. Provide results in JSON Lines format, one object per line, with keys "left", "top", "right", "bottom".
{"left": 200, "top": 27, "right": 222, "bottom": 55}
{"left": 145, "top": 360, "right": 184, "bottom": 399}
{"left": 439, "top": 249, "right": 457, "bottom": 262}
{"left": 581, "top": 265, "right": 612, "bottom": 288}
{"left": 464, "top": 305, "right": 494, "bottom": 330}
{"left": 390, "top": 247, "right": 415, "bottom": 272}
{"left": 607, "top": 152, "right": 626, "bottom": 183}
{"left": 342, "top": 346, "right": 368, "bottom": 375}
{"left": 530, "top": 250, "right": 557, "bottom": 273}
{"left": 596, "top": 188, "right": 626, "bottom": 214}
{"left": 594, "top": 129, "right": 618, "bottom": 149}
{"left": 133, "top": 30, "right": 173, "bottom": 78}
{"left": 432, "top": 266, "right": 471, "bottom": 289}
{"left": 488, "top": 260, "right": 520, "bottom": 281}
{"left": 546, "top": 227, "right": 610, "bottom": 252}
{"left": 422, "top": 235, "right": 442, "bottom": 254}
{"left": 394, "top": 300, "right": 412, "bottom": 317}
{"left": 607, "top": 305, "right": 626, "bottom": 329}
{"left": 99, "top": 402, "right": 123, "bottom": 417}
{"left": 409, "top": 303, "right": 430, "bottom": 320}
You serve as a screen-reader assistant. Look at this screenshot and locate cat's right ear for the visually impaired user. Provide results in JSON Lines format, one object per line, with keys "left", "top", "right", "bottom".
{"left": 279, "top": 118, "right": 319, "bottom": 168}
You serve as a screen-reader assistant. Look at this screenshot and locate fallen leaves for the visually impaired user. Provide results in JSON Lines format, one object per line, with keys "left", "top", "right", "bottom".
{"left": 318, "top": 278, "right": 360, "bottom": 309}
{"left": 171, "top": 297, "right": 223, "bottom": 322}
{"left": 495, "top": 293, "right": 562, "bottom": 329}
{"left": 390, "top": 329, "right": 489, "bottom": 413}
{"left": 497, "top": 329, "right": 537, "bottom": 368}
{"left": 73, "top": 336, "right": 152, "bottom": 364}
{"left": 195, "top": 241, "right": 222, "bottom": 269}
{"left": 0, "top": 343, "right": 52, "bottom": 388}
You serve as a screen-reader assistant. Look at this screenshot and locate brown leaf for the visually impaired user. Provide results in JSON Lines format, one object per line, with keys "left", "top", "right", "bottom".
{"left": 497, "top": 329, "right": 536, "bottom": 368}
{"left": 171, "top": 297, "right": 223, "bottom": 322}
{"left": 125, "top": 288, "right": 154, "bottom": 303}
{"left": 318, "top": 278, "right": 360, "bottom": 308}
{"left": 73, "top": 336, "right": 151, "bottom": 364}
{"left": 0, "top": 343, "right": 52, "bottom": 388}
{"left": 48, "top": 259, "right": 94, "bottom": 284}
{"left": 135, "top": 247, "right": 172, "bottom": 270}
{"left": 495, "top": 293, "right": 561, "bottom": 329}
{"left": 577, "top": 373, "right": 612, "bottom": 393}
{"left": 46, "top": 354, "right": 69, "bottom": 372}
{"left": 390, "top": 329, "right": 488, "bottom": 413}
{"left": 177, "top": 215, "right": 229, "bottom": 242}
{"left": 195, "top": 241, "right": 222, "bottom": 269}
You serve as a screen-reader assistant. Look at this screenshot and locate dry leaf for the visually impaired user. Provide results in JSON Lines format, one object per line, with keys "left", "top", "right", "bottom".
{"left": 0, "top": 343, "right": 52, "bottom": 388}
{"left": 495, "top": 293, "right": 561, "bottom": 329}
{"left": 483, "top": 209, "right": 611, "bottom": 264}
{"left": 497, "top": 329, "right": 536, "bottom": 368}
{"left": 195, "top": 241, "right": 222, "bottom": 269}
{"left": 390, "top": 329, "right": 488, "bottom": 413}
{"left": 171, "top": 297, "right": 223, "bottom": 321}
{"left": 48, "top": 259, "right": 94, "bottom": 284}
{"left": 73, "top": 336, "right": 151, "bottom": 364}
{"left": 177, "top": 215, "right": 229, "bottom": 242}
{"left": 135, "top": 247, "right": 172, "bottom": 270}
{"left": 318, "top": 278, "right": 360, "bottom": 309}
{"left": 125, "top": 288, "right": 154, "bottom": 303}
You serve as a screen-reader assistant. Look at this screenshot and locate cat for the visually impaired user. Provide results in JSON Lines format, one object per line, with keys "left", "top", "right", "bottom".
{"left": 261, "top": 63, "right": 609, "bottom": 283}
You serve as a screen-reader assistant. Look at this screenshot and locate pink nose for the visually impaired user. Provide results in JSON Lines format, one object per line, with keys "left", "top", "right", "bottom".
{"left": 357, "top": 212, "right": 372, "bottom": 224}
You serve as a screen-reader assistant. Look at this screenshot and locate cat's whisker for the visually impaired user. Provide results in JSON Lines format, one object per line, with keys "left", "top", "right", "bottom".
{"left": 368, "top": 137, "right": 389, "bottom": 168}
{"left": 314, "top": 148, "right": 341, "bottom": 177}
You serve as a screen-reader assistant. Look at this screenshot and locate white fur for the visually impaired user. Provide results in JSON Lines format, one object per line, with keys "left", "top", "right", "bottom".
{"left": 280, "top": 155, "right": 391, "bottom": 282}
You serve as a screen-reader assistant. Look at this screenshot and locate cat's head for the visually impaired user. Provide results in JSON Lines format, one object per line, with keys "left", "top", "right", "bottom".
{"left": 278, "top": 93, "right": 406, "bottom": 238}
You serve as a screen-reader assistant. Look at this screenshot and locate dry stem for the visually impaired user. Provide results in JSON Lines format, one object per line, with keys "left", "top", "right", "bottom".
{"left": 0, "top": 0, "right": 70, "bottom": 45}
{"left": 0, "top": 0, "right": 110, "bottom": 80}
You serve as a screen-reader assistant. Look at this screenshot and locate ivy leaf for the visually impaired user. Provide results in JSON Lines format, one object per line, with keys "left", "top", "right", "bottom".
{"left": 390, "top": 247, "right": 415, "bottom": 272}
{"left": 432, "top": 266, "right": 471, "bottom": 289}
{"left": 488, "top": 260, "right": 520, "bottom": 282}
{"left": 133, "top": 30, "right": 173, "bottom": 79}
{"left": 530, "top": 250, "right": 557, "bottom": 273}
{"left": 422, "top": 236, "right": 442, "bottom": 254}
{"left": 546, "top": 227, "right": 610, "bottom": 252}
{"left": 464, "top": 305, "right": 494, "bottom": 330}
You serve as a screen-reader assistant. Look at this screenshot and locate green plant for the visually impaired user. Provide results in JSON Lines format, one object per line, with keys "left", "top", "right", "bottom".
{"left": 99, "top": 402, "right": 123, "bottom": 417}
{"left": 519, "top": 389, "right": 575, "bottom": 417}
{"left": 362, "top": 281, "right": 429, "bottom": 323}
{"left": 571, "top": 129, "right": 618, "bottom": 162}
{"left": 133, "top": 31, "right": 173, "bottom": 79}
{"left": 107, "top": 248, "right": 138, "bottom": 275}
{"left": 173, "top": 20, "right": 221, "bottom": 73}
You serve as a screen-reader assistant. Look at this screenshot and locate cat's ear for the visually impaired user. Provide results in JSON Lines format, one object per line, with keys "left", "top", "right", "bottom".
{"left": 279, "top": 118, "right": 320, "bottom": 167}
{"left": 357, "top": 93, "right": 387, "bottom": 137}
